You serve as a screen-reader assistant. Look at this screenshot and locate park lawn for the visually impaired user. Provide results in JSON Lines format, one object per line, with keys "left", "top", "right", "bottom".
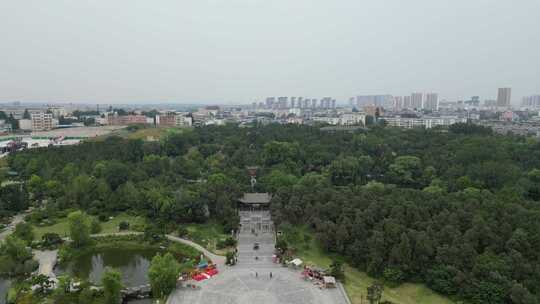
{"left": 127, "top": 126, "right": 189, "bottom": 141}
{"left": 99, "top": 213, "right": 147, "bottom": 233}
{"left": 32, "top": 213, "right": 147, "bottom": 239}
{"left": 127, "top": 127, "right": 170, "bottom": 140}
{"left": 33, "top": 217, "right": 70, "bottom": 239}
{"left": 343, "top": 266, "right": 454, "bottom": 304}
{"left": 184, "top": 221, "right": 231, "bottom": 254}
{"left": 287, "top": 227, "right": 454, "bottom": 304}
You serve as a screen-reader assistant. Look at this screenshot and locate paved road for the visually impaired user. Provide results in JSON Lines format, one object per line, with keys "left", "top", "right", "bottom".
{"left": 0, "top": 213, "right": 26, "bottom": 241}
{"left": 33, "top": 250, "right": 58, "bottom": 278}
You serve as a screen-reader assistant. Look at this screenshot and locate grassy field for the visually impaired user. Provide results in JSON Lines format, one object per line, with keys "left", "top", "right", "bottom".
{"left": 32, "top": 213, "right": 147, "bottom": 239}
{"left": 33, "top": 217, "right": 71, "bottom": 239}
{"left": 99, "top": 213, "right": 147, "bottom": 233}
{"left": 87, "top": 125, "right": 190, "bottom": 142}
{"left": 283, "top": 226, "right": 454, "bottom": 304}
{"left": 126, "top": 127, "right": 186, "bottom": 141}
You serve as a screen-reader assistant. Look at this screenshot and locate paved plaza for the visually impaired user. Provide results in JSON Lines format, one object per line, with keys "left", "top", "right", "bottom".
{"left": 168, "top": 266, "right": 349, "bottom": 304}
{"left": 167, "top": 211, "right": 350, "bottom": 304}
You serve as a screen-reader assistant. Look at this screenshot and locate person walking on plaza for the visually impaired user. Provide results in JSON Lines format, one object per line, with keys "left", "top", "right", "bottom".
{"left": 270, "top": 272, "right": 273, "bottom": 279}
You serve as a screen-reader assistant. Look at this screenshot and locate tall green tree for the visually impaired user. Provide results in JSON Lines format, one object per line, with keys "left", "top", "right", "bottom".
{"left": 68, "top": 211, "right": 91, "bottom": 247}
{"left": 148, "top": 253, "right": 180, "bottom": 298}
{"left": 102, "top": 268, "right": 122, "bottom": 304}
{"left": 13, "top": 222, "right": 34, "bottom": 244}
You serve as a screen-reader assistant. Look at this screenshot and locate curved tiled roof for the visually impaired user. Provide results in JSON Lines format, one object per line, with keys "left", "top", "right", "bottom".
{"left": 238, "top": 193, "right": 272, "bottom": 204}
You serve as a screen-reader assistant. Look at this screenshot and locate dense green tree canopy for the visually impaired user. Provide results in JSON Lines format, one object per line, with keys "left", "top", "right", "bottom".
{"left": 4, "top": 123, "right": 540, "bottom": 303}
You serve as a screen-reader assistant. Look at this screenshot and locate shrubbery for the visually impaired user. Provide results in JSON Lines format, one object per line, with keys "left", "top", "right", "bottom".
{"left": 118, "top": 221, "right": 130, "bottom": 231}
{"left": 41, "top": 233, "right": 63, "bottom": 248}
{"left": 216, "top": 237, "right": 237, "bottom": 249}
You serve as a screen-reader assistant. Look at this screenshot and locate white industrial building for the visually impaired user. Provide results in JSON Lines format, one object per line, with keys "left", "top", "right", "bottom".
{"left": 382, "top": 116, "right": 467, "bottom": 129}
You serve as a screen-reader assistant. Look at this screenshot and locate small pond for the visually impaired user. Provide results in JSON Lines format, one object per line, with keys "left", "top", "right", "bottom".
{"left": 0, "top": 278, "right": 11, "bottom": 304}
{"left": 55, "top": 247, "right": 164, "bottom": 287}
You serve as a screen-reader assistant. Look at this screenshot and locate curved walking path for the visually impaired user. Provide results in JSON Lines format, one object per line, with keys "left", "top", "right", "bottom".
{"left": 22, "top": 231, "right": 224, "bottom": 281}
{"left": 0, "top": 211, "right": 60, "bottom": 279}
{"left": 90, "top": 232, "right": 226, "bottom": 266}
{"left": 33, "top": 250, "right": 58, "bottom": 278}
{"left": 0, "top": 213, "right": 27, "bottom": 241}
{"left": 92, "top": 231, "right": 225, "bottom": 266}
{"left": 166, "top": 235, "right": 226, "bottom": 267}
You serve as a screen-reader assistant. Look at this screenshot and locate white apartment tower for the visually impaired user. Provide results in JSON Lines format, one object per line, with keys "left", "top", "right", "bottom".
{"left": 424, "top": 93, "right": 439, "bottom": 111}
{"left": 411, "top": 93, "right": 423, "bottom": 109}
{"left": 393, "top": 96, "right": 403, "bottom": 110}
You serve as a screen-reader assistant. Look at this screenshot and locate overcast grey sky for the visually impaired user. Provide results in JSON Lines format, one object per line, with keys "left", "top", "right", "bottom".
{"left": 1, "top": 0, "right": 539, "bottom": 104}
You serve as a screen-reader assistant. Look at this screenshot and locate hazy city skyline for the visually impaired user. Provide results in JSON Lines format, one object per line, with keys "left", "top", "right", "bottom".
{"left": 1, "top": 0, "right": 539, "bottom": 104}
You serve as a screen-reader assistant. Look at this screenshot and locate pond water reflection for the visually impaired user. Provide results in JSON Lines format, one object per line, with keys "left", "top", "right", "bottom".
{"left": 0, "top": 279, "right": 11, "bottom": 304}
{"left": 55, "top": 247, "right": 161, "bottom": 287}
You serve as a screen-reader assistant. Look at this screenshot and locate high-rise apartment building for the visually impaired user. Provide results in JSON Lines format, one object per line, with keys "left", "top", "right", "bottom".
{"left": 320, "top": 97, "right": 333, "bottom": 109}
{"left": 522, "top": 95, "right": 540, "bottom": 108}
{"left": 277, "top": 97, "right": 288, "bottom": 109}
{"left": 297, "top": 97, "right": 304, "bottom": 109}
{"left": 424, "top": 93, "right": 439, "bottom": 111}
{"left": 355, "top": 95, "right": 393, "bottom": 107}
{"left": 403, "top": 96, "right": 412, "bottom": 109}
{"left": 497, "top": 88, "right": 511, "bottom": 108}
{"left": 393, "top": 96, "right": 403, "bottom": 110}
{"left": 411, "top": 93, "right": 423, "bottom": 109}
{"left": 265, "top": 97, "right": 276, "bottom": 109}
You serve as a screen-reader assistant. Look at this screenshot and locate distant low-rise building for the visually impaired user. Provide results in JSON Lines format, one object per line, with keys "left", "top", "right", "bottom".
{"left": 205, "top": 119, "right": 225, "bottom": 126}
{"left": 287, "top": 116, "right": 303, "bottom": 124}
{"left": 18, "top": 119, "right": 32, "bottom": 131}
{"left": 47, "top": 106, "right": 67, "bottom": 118}
{"left": 107, "top": 114, "right": 147, "bottom": 125}
{"left": 340, "top": 113, "right": 366, "bottom": 126}
{"left": 31, "top": 113, "right": 56, "bottom": 131}
{"left": 501, "top": 111, "right": 518, "bottom": 122}
{"left": 312, "top": 116, "right": 340, "bottom": 125}
{"left": 176, "top": 115, "right": 193, "bottom": 127}
{"left": 157, "top": 112, "right": 177, "bottom": 127}
{"left": 363, "top": 105, "right": 384, "bottom": 117}
{"left": 382, "top": 116, "right": 467, "bottom": 129}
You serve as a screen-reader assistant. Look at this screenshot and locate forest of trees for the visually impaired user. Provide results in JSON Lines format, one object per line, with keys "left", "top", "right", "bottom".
{"left": 2, "top": 123, "right": 540, "bottom": 303}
